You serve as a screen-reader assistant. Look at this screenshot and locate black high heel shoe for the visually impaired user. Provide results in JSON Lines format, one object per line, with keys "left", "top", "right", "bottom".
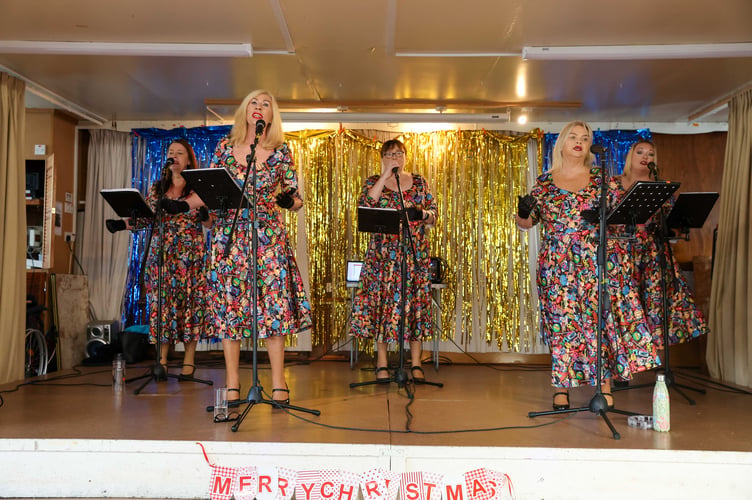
{"left": 552, "top": 391, "right": 570, "bottom": 410}
{"left": 177, "top": 364, "right": 195, "bottom": 382}
{"left": 375, "top": 367, "right": 390, "bottom": 383}
{"left": 271, "top": 387, "right": 290, "bottom": 409}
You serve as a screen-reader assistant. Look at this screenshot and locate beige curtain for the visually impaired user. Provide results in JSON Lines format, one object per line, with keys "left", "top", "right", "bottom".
{"left": 79, "top": 129, "right": 132, "bottom": 323}
{"left": 0, "top": 73, "right": 26, "bottom": 384}
{"left": 707, "top": 88, "right": 752, "bottom": 387}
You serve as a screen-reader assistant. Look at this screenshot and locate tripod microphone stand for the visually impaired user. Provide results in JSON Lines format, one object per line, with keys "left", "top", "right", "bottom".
{"left": 615, "top": 184, "right": 719, "bottom": 404}
{"left": 190, "top": 120, "right": 320, "bottom": 430}
{"left": 350, "top": 172, "right": 442, "bottom": 391}
{"left": 528, "top": 145, "right": 644, "bottom": 440}
{"left": 133, "top": 169, "right": 213, "bottom": 394}
{"left": 101, "top": 184, "right": 213, "bottom": 393}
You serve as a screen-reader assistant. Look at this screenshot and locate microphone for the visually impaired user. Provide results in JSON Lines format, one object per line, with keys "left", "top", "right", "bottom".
{"left": 647, "top": 161, "right": 659, "bottom": 180}
{"left": 392, "top": 167, "right": 399, "bottom": 177}
{"left": 254, "top": 119, "right": 266, "bottom": 138}
{"left": 162, "top": 157, "right": 175, "bottom": 181}
{"left": 590, "top": 144, "right": 607, "bottom": 155}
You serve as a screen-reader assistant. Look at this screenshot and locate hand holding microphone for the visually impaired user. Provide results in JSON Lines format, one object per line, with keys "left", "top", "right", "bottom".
{"left": 276, "top": 188, "right": 297, "bottom": 210}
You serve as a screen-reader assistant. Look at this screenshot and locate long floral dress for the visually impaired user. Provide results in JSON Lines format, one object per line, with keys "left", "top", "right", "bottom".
{"left": 612, "top": 177, "right": 709, "bottom": 347}
{"left": 134, "top": 183, "right": 207, "bottom": 344}
{"left": 529, "top": 168, "right": 658, "bottom": 387}
{"left": 350, "top": 174, "right": 437, "bottom": 342}
{"left": 205, "top": 137, "right": 312, "bottom": 340}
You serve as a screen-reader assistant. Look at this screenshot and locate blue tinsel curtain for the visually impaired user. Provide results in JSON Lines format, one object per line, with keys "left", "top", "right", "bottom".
{"left": 123, "top": 126, "right": 231, "bottom": 327}
{"left": 542, "top": 128, "right": 652, "bottom": 175}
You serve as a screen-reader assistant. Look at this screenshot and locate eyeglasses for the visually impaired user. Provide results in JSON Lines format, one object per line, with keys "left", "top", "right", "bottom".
{"left": 383, "top": 151, "right": 405, "bottom": 159}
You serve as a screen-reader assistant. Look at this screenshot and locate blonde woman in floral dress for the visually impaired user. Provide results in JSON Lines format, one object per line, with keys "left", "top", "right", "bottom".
{"left": 205, "top": 89, "right": 312, "bottom": 405}
{"left": 615, "top": 140, "right": 709, "bottom": 349}
{"left": 515, "top": 121, "right": 658, "bottom": 410}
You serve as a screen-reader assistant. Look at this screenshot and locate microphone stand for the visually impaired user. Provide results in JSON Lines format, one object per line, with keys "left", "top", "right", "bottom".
{"left": 350, "top": 168, "right": 442, "bottom": 390}
{"left": 211, "top": 121, "right": 320, "bottom": 431}
{"left": 614, "top": 166, "right": 705, "bottom": 404}
{"left": 528, "top": 146, "right": 636, "bottom": 440}
{"left": 129, "top": 176, "right": 178, "bottom": 393}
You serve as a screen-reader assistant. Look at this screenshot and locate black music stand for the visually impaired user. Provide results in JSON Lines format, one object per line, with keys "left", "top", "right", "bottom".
{"left": 357, "top": 206, "right": 402, "bottom": 235}
{"left": 616, "top": 191, "right": 719, "bottom": 403}
{"left": 666, "top": 192, "right": 719, "bottom": 237}
{"left": 606, "top": 181, "right": 680, "bottom": 227}
{"left": 191, "top": 165, "right": 320, "bottom": 429}
{"left": 181, "top": 168, "right": 249, "bottom": 214}
{"left": 100, "top": 188, "right": 154, "bottom": 220}
{"left": 350, "top": 206, "right": 442, "bottom": 390}
{"left": 101, "top": 188, "right": 187, "bottom": 393}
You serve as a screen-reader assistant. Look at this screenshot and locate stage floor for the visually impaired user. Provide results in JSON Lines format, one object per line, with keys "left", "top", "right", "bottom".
{"left": 1, "top": 352, "right": 751, "bottom": 450}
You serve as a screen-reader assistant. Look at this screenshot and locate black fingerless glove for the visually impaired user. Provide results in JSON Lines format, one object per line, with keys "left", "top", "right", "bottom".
{"left": 580, "top": 209, "right": 600, "bottom": 224}
{"left": 159, "top": 198, "right": 190, "bottom": 214}
{"left": 275, "top": 189, "right": 296, "bottom": 210}
{"left": 106, "top": 219, "right": 126, "bottom": 233}
{"left": 406, "top": 206, "right": 424, "bottom": 221}
{"left": 198, "top": 206, "right": 210, "bottom": 222}
{"left": 517, "top": 194, "right": 537, "bottom": 219}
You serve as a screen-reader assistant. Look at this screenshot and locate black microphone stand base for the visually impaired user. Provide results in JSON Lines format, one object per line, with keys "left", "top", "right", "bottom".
{"left": 614, "top": 368, "right": 705, "bottom": 405}
{"left": 528, "top": 392, "right": 640, "bottom": 441}
{"left": 350, "top": 363, "right": 443, "bottom": 390}
{"left": 127, "top": 361, "right": 178, "bottom": 395}
{"left": 205, "top": 383, "right": 321, "bottom": 432}
{"left": 177, "top": 373, "right": 214, "bottom": 386}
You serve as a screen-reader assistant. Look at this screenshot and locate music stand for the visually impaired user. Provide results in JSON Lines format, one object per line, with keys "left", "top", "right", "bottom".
{"left": 195, "top": 161, "right": 320, "bottom": 429}
{"left": 181, "top": 168, "right": 249, "bottom": 214}
{"left": 100, "top": 188, "right": 200, "bottom": 393}
{"left": 617, "top": 191, "right": 719, "bottom": 403}
{"left": 606, "top": 181, "right": 680, "bottom": 226}
{"left": 100, "top": 188, "right": 154, "bottom": 220}
{"left": 666, "top": 192, "right": 719, "bottom": 236}
{"left": 357, "top": 206, "right": 402, "bottom": 234}
{"left": 350, "top": 205, "right": 443, "bottom": 390}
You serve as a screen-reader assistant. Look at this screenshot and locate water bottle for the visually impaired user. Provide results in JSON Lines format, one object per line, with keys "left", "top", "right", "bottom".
{"left": 652, "top": 373, "right": 670, "bottom": 431}
{"left": 113, "top": 353, "right": 125, "bottom": 394}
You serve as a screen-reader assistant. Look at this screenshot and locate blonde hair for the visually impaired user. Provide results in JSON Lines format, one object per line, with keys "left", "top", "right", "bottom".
{"left": 550, "top": 121, "right": 595, "bottom": 172}
{"left": 228, "top": 89, "right": 284, "bottom": 150}
{"left": 622, "top": 140, "right": 656, "bottom": 177}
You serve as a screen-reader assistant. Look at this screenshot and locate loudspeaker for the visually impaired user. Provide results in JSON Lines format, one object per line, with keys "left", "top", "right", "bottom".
{"left": 86, "top": 320, "right": 119, "bottom": 359}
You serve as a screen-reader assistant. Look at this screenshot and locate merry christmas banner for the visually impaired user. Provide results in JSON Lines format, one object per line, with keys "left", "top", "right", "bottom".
{"left": 199, "top": 445, "right": 515, "bottom": 500}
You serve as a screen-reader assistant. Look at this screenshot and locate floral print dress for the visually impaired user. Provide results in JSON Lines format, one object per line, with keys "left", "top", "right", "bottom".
{"left": 134, "top": 183, "right": 207, "bottom": 344}
{"left": 350, "top": 174, "right": 437, "bottom": 342}
{"left": 205, "top": 137, "right": 312, "bottom": 340}
{"left": 612, "top": 177, "right": 709, "bottom": 347}
{"left": 529, "top": 168, "right": 658, "bottom": 387}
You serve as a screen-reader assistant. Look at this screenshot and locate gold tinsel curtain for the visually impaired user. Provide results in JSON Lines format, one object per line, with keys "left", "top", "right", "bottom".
{"left": 285, "top": 128, "right": 541, "bottom": 353}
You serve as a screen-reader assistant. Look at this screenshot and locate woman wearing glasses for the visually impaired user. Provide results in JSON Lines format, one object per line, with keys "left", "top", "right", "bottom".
{"left": 350, "top": 139, "right": 437, "bottom": 382}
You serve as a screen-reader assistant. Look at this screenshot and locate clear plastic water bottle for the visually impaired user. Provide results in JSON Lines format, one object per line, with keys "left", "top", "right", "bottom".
{"left": 113, "top": 353, "right": 125, "bottom": 394}
{"left": 652, "top": 373, "right": 670, "bottom": 431}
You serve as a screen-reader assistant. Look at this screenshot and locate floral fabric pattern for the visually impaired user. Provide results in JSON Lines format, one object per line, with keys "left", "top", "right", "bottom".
{"left": 350, "top": 174, "right": 436, "bottom": 342}
{"left": 133, "top": 183, "right": 207, "bottom": 344}
{"left": 204, "top": 137, "right": 312, "bottom": 339}
{"left": 530, "top": 168, "right": 658, "bottom": 387}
